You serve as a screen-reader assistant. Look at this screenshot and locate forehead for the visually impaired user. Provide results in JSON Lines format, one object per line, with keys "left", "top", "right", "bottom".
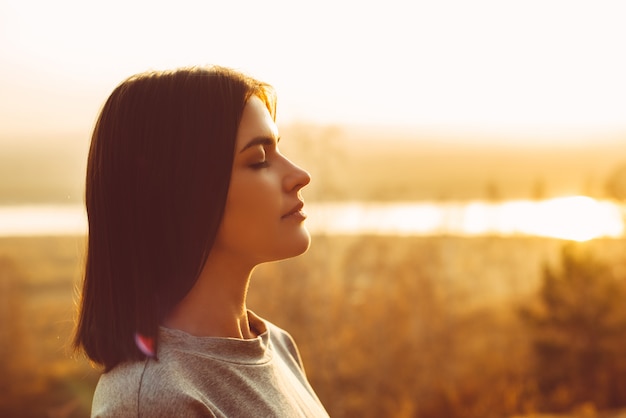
{"left": 235, "top": 96, "right": 278, "bottom": 149}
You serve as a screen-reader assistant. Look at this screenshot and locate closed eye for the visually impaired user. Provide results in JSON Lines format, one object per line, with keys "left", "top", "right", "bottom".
{"left": 249, "top": 160, "right": 269, "bottom": 169}
{"left": 242, "top": 136, "right": 280, "bottom": 170}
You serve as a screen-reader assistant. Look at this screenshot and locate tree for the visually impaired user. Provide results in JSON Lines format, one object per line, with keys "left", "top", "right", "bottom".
{"left": 605, "top": 163, "right": 626, "bottom": 201}
{"left": 521, "top": 244, "right": 626, "bottom": 412}
{"left": 531, "top": 177, "right": 546, "bottom": 201}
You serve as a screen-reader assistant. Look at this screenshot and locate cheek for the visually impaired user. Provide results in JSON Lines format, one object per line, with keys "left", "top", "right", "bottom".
{"left": 226, "top": 176, "right": 279, "bottom": 225}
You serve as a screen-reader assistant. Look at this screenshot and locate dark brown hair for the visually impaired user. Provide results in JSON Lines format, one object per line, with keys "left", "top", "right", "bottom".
{"left": 74, "top": 66, "right": 275, "bottom": 371}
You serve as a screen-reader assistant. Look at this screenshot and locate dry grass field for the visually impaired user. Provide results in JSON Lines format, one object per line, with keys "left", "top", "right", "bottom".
{"left": 0, "top": 235, "right": 96, "bottom": 418}
{"left": 1, "top": 234, "right": 626, "bottom": 417}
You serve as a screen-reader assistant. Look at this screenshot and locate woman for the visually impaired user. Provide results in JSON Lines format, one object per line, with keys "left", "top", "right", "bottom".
{"left": 74, "top": 66, "right": 329, "bottom": 417}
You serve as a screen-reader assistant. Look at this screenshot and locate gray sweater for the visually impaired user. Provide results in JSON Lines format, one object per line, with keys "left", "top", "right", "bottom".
{"left": 92, "top": 312, "right": 329, "bottom": 417}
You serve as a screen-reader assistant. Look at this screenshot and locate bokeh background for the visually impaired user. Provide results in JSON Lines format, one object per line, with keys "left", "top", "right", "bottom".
{"left": 2, "top": 1, "right": 626, "bottom": 417}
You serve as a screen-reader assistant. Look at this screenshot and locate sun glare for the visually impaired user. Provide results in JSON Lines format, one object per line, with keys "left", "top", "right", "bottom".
{"left": 457, "top": 196, "right": 625, "bottom": 241}
{"left": 521, "top": 196, "right": 624, "bottom": 242}
{"left": 0, "top": 199, "right": 623, "bottom": 240}
{"left": 305, "top": 197, "right": 624, "bottom": 241}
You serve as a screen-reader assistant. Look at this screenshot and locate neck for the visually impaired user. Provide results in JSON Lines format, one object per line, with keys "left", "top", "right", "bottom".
{"left": 163, "top": 254, "right": 257, "bottom": 339}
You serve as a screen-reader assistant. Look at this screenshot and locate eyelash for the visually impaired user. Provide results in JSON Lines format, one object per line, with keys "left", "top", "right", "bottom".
{"left": 250, "top": 160, "right": 269, "bottom": 169}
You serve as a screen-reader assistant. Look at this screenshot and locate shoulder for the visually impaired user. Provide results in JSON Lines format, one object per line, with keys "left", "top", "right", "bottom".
{"left": 91, "top": 359, "right": 217, "bottom": 418}
{"left": 91, "top": 361, "right": 143, "bottom": 416}
{"left": 264, "top": 319, "right": 305, "bottom": 370}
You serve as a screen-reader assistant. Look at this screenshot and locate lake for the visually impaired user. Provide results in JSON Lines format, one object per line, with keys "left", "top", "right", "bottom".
{"left": 0, "top": 196, "right": 623, "bottom": 241}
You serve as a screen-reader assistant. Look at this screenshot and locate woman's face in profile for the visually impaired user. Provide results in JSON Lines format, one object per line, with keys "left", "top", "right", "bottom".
{"left": 211, "top": 96, "right": 311, "bottom": 266}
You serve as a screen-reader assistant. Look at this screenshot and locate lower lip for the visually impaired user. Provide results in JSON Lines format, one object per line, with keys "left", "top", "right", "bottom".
{"left": 282, "top": 209, "right": 307, "bottom": 221}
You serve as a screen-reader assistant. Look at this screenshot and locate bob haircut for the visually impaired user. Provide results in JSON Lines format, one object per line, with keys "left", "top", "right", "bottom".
{"left": 74, "top": 66, "right": 276, "bottom": 371}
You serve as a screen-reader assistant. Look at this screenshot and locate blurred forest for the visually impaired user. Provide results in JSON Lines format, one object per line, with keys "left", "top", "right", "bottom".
{"left": 2, "top": 234, "right": 626, "bottom": 418}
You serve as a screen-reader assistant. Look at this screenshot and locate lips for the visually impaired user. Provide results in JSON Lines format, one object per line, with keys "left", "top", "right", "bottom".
{"left": 282, "top": 201, "right": 305, "bottom": 219}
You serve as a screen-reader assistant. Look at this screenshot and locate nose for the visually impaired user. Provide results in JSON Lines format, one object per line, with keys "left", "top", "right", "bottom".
{"left": 283, "top": 158, "right": 311, "bottom": 193}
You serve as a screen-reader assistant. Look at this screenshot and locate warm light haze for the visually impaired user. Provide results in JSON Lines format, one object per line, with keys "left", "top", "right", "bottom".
{"left": 4, "top": 2, "right": 626, "bottom": 416}
{"left": 1, "top": 0, "right": 625, "bottom": 141}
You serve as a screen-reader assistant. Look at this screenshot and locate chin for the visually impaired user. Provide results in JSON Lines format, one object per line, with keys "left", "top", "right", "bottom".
{"left": 293, "top": 228, "right": 312, "bottom": 255}
{"left": 276, "top": 227, "right": 311, "bottom": 261}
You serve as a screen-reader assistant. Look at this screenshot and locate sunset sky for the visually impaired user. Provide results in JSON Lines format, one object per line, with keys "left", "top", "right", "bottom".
{"left": 1, "top": 0, "right": 625, "bottom": 144}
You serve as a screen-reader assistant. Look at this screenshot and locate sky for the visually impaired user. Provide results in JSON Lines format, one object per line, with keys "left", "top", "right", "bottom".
{"left": 1, "top": 0, "right": 626, "bottom": 144}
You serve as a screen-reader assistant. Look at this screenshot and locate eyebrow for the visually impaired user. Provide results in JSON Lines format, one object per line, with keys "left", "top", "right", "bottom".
{"left": 239, "top": 136, "right": 280, "bottom": 153}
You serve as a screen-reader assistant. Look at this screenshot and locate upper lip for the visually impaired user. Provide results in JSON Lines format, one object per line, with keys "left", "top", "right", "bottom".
{"left": 282, "top": 201, "right": 304, "bottom": 218}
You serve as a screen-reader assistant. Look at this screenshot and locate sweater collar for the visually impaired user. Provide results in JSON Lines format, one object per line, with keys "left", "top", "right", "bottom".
{"left": 158, "top": 311, "right": 272, "bottom": 365}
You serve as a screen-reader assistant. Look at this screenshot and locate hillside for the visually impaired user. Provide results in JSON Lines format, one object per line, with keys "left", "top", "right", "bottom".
{"left": 280, "top": 124, "right": 626, "bottom": 201}
{"left": 1, "top": 126, "right": 625, "bottom": 204}
{"left": 0, "top": 134, "right": 89, "bottom": 204}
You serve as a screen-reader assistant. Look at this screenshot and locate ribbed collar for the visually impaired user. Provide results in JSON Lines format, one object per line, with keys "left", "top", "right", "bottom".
{"left": 158, "top": 311, "right": 272, "bottom": 365}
